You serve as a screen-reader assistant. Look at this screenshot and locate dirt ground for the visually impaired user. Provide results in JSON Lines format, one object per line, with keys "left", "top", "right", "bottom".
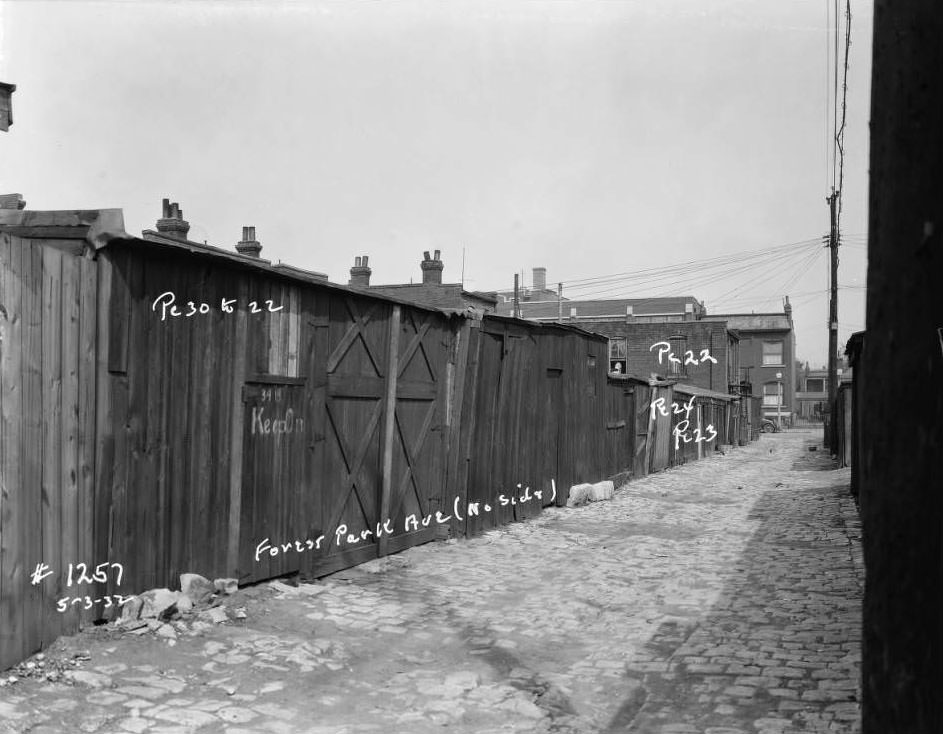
{"left": 0, "top": 431, "right": 862, "bottom": 734}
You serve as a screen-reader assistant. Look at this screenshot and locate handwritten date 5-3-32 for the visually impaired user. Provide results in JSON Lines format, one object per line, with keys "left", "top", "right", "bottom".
{"left": 151, "top": 291, "right": 282, "bottom": 321}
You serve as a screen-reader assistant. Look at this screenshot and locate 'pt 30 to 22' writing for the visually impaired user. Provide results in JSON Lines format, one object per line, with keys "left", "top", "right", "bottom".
{"left": 151, "top": 291, "right": 283, "bottom": 321}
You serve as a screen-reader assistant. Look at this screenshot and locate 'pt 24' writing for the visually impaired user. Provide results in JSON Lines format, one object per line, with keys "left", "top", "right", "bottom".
{"left": 650, "top": 395, "right": 718, "bottom": 450}
{"left": 151, "top": 291, "right": 283, "bottom": 321}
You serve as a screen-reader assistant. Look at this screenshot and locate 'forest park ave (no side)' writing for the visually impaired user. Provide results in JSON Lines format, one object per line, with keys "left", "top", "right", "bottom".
{"left": 253, "top": 481, "right": 558, "bottom": 563}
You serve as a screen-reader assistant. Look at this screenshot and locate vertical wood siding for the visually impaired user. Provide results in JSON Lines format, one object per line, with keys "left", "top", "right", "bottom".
{"left": 0, "top": 236, "right": 98, "bottom": 670}
{"left": 0, "top": 234, "right": 759, "bottom": 670}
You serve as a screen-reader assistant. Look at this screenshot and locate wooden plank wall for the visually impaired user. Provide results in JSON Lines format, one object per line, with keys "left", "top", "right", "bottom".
{"left": 0, "top": 236, "right": 97, "bottom": 670}
{"left": 96, "top": 249, "right": 246, "bottom": 596}
{"left": 460, "top": 320, "right": 611, "bottom": 536}
{"left": 604, "top": 376, "right": 636, "bottom": 479}
{"left": 3, "top": 235, "right": 761, "bottom": 671}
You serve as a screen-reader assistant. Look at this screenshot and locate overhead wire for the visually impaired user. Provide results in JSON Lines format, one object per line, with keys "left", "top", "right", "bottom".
{"left": 561, "top": 239, "right": 821, "bottom": 300}
{"left": 566, "top": 245, "right": 819, "bottom": 301}
{"left": 836, "top": 0, "right": 852, "bottom": 228}
{"left": 709, "top": 247, "right": 823, "bottom": 308}
{"left": 562, "top": 237, "right": 821, "bottom": 289}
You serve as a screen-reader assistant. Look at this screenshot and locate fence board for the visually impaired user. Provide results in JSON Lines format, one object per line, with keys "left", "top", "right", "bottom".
{"left": 77, "top": 255, "right": 98, "bottom": 622}
{"left": 40, "top": 247, "right": 64, "bottom": 645}
{"left": 59, "top": 252, "right": 81, "bottom": 629}
{"left": 0, "top": 234, "right": 25, "bottom": 668}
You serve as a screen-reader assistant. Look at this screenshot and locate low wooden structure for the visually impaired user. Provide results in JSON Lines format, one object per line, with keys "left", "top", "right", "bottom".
{"left": 0, "top": 209, "right": 756, "bottom": 669}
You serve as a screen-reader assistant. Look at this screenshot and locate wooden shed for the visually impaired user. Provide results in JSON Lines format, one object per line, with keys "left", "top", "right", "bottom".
{"left": 0, "top": 208, "right": 622, "bottom": 669}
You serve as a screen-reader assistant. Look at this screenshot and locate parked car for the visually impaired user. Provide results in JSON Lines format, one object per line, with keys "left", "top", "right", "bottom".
{"left": 761, "top": 419, "right": 782, "bottom": 433}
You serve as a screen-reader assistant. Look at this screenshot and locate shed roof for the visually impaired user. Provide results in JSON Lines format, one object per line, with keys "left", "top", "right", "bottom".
{"left": 701, "top": 313, "right": 791, "bottom": 331}
{"left": 672, "top": 383, "right": 735, "bottom": 401}
{"left": 0, "top": 208, "right": 610, "bottom": 344}
{"left": 499, "top": 296, "right": 702, "bottom": 319}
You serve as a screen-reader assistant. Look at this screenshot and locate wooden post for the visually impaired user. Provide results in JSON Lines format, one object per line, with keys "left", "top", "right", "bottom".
{"left": 378, "top": 305, "right": 401, "bottom": 557}
{"left": 226, "top": 278, "right": 249, "bottom": 575}
{"left": 443, "top": 318, "right": 472, "bottom": 539}
{"left": 861, "top": 0, "right": 943, "bottom": 731}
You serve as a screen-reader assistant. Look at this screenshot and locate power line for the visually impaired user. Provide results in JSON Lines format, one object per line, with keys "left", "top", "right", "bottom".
{"left": 566, "top": 245, "right": 820, "bottom": 301}
{"left": 562, "top": 238, "right": 820, "bottom": 289}
{"left": 836, "top": 0, "right": 852, "bottom": 229}
{"left": 561, "top": 239, "right": 821, "bottom": 298}
{"left": 709, "top": 246, "right": 822, "bottom": 306}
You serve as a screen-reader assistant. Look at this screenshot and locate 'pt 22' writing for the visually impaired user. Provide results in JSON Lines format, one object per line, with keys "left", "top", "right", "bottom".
{"left": 650, "top": 341, "right": 718, "bottom": 367}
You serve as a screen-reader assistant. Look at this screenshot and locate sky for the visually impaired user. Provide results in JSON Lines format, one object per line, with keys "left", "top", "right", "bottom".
{"left": 0, "top": 0, "right": 872, "bottom": 366}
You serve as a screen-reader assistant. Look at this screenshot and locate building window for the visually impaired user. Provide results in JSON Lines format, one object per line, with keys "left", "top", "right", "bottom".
{"left": 763, "top": 381, "right": 782, "bottom": 407}
{"left": 762, "top": 340, "right": 784, "bottom": 366}
{"left": 668, "top": 334, "right": 686, "bottom": 376}
{"left": 609, "top": 337, "right": 627, "bottom": 373}
{"left": 806, "top": 378, "right": 825, "bottom": 392}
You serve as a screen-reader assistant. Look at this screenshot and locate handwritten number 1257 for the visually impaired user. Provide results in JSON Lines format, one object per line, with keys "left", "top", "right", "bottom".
{"left": 67, "top": 562, "right": 124, "bottom": 586}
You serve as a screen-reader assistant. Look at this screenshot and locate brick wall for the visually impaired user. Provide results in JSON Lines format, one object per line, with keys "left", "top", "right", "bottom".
{"left": 575, "top": 320, "right": 733, "bottom": 393}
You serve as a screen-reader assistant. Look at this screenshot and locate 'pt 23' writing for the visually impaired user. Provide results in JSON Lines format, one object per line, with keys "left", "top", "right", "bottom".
{"left": 650, "top": 395, "right": 718, "bottom": 450}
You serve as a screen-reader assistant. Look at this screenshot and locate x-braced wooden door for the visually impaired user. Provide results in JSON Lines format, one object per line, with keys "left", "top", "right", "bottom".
{"left": 307, "top": 299, "right": 451, "bottom": 576}
{"left": 311, "top": 296, "right": 390, "bottom": 576}
{"left": 382, "top": 308, "right": 449, "bottom": 554}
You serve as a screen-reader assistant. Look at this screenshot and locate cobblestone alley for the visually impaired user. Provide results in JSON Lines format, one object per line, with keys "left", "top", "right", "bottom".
{"left": 0, "top": 431, "right": 862, "bottom": 734}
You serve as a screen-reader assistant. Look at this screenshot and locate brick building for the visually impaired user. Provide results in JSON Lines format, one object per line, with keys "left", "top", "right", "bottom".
{"left": 346, "top": 251, "right": 498, "bottom": 312}
{"left": 494, "top": 266, "right": 564, "bottom": 306}
{"left": 702, "top": 301, "right": 796, "bottom": 425}
{"left": 495, "top": 292, "right": 733, "bottom": 392}
{"left": 496, "top": 290, "right": 706, "bottom": 323}
{"left": 0, "top": 81, "right": 14, "bottom": 132}
{"left": 597, "top": 320, "right": 738, "bottom": 394}
{"left": 796, "top": 366, "right": 852, "bottom": 421}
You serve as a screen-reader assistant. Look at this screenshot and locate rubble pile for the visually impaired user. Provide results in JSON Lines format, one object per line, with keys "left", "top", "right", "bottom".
{"left": 114, "top": 574, "right": 247, "bottom": 645}
{"left": 0, "top": 650, "right": 91, "bottom": 686}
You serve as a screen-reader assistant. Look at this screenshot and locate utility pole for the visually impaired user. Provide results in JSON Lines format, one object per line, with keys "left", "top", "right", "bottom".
{"left": 826, "top": 189, "right": 839, "bottom": 451}
{"left": 513, "top": 273, "right": 520, "bottom": 319}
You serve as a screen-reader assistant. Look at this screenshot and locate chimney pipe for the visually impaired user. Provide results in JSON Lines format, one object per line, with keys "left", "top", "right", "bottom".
{"left": 155, "top": 198, "right": 191, "bottom": 241}
{"left": 420, "top": 250, "right": 444, "bottom": 285}
{"left": 236, "top": 226, "right": 262, "bottom": 258}
{"left": 533, "top": 266, "right": 547, "bottom": 292}
{"left": 349, "top": 254, "right": 372, "bottom": 288}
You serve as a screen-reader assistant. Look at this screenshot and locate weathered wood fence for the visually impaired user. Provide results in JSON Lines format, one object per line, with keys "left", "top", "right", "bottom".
{"left": 0, "top": 216, "right": 754, "bottom": 669}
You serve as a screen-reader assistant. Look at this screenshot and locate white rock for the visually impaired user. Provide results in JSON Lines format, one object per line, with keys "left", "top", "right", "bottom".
{"left": 180, "top": 573, "right": 215, "bottom": 604}
{"left": 155, "top": 624, "right": 177, "bottom": 640}
{"left": 214, "top": 578, "right": 238, "bottom": 595}
{"left": 153, "top": 709, "right": 219, "bottom": 727}
{"left": 64, "top": 670, "right": 113, "bottom": 689}
{"left": 119, "top": 595, "right": 144, "bottom": 621}
{"left": 200, "top": 606, "right": 229, "bottom": 624}
{"left": 138, "top": 588, "right": 180, "bottom": 620}
{"left": 566, "top": 483, "right": 594, "bottom": 507}
{"left": 175, "top": 594, "right": 194, "bottom": 614}
{"left": 218, "top": 706, "right": 258, "bottom": 723}
{"left": 444, "top": 671, "right": 481, "bottom": 691}
{"left": 591, "top": 480, "right": 615, "bottom": 501}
